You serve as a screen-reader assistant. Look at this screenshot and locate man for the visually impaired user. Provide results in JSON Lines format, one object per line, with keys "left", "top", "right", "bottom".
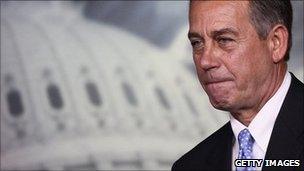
{"left": 172, "top": 1, "right": 303, "bottom": 171}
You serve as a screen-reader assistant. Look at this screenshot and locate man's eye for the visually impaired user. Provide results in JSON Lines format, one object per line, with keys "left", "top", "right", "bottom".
{"left": 217, "top": 37, "right": 234, "bottom": 45}
{"left": 190, "top": 40, "right": 203, "bottom": 49}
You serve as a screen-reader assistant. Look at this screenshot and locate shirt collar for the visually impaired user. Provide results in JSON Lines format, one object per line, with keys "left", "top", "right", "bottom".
{"left": 230, "top": 72, "right": 291, "bottom": 152}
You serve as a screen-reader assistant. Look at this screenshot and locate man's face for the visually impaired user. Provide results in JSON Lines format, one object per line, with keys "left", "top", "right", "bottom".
{"left": 189, "top": 1, "right": 274, "bottom": 112}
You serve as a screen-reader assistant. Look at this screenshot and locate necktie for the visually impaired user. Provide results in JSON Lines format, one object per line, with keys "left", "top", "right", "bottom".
{"left": 236, "top": 128, "right": 255, "bottom": 171}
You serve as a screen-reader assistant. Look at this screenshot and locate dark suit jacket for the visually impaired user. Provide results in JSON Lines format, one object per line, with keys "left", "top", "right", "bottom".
{"left": 172, "top": 73, "right": 303, "bottom": 171}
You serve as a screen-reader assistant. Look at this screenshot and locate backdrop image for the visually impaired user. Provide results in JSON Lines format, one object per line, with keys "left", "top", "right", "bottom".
{"left": 1, "top": 1, "right": 303, "bottom": 170}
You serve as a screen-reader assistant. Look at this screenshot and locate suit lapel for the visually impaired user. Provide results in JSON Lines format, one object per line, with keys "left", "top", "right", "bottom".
{"left": 207, "top": 123, "right": 234, "bottom": 171}
{"left": 263, "top": 73, "right": 304, "bottom": 171}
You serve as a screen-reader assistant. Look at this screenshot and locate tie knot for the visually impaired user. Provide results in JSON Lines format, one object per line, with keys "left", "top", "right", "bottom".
{"left": 238, "top": 128, "right": 253, "bottom": 141}
{"left": 238, "top": 129, "right": 254, "bottom": 153}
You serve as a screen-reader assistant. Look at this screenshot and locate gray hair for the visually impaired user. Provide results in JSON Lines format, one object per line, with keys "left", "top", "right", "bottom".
{"left": 248, "top": 0, "right": 293, "bottom": 61}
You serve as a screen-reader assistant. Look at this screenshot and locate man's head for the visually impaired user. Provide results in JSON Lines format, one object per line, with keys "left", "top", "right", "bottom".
{"left": 188, "top": 1, "right": 292, "bottom": 114}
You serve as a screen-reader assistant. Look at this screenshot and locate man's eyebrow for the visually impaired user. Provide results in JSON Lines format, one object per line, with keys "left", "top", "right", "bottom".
{"left": 211, "top": 28, "right": 239, "bottom": 37}
{"left": 188, "top": 32, "right": 202, "bottom": 39}
{"left": 188, "top": 28, "right": 239, "bottom": 39}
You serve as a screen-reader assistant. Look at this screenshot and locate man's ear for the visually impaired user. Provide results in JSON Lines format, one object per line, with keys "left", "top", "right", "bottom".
{"left": 267, "top": 24, "right": 288, "bottom": 63}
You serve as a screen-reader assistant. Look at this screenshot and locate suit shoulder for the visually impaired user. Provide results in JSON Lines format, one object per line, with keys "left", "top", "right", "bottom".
{"left": 172, "top": 122, "right": 231, "bottom": 170}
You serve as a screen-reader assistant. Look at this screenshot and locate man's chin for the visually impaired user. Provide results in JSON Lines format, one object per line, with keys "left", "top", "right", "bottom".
{"left": 209, "top": 99, "right": 232, "bottom": 111}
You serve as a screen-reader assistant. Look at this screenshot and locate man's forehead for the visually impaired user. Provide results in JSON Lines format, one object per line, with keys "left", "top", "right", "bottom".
{"left": 189, "top": 1, "right": 250, "bottom": 36}
{"left": 190, "top": 1, "right": 248, "bottom": 11}
{"left": 189, "top": 1, "right": 249, "bottom": 20}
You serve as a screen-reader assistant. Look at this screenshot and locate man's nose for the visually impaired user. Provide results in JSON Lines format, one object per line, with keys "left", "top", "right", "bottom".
{"left": 199, "top": 44, "right": 220, "bottom": 71}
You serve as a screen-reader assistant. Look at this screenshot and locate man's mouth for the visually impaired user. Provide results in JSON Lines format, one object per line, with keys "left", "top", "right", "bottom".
{"left": 204, "top": 79, "right": 233, "bottom": 85}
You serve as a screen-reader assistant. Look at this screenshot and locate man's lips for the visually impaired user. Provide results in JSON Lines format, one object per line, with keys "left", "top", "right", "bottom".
{"left": 204, "top": 79, "right": 233, "bottom": 85}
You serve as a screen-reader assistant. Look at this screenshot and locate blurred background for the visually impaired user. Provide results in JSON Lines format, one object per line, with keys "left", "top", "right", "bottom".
{"left": 1, "top": 1, "right": 303, "bottom": 170}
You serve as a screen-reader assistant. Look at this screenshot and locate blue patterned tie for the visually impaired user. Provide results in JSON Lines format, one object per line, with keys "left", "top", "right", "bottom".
{"left": 236, "top": 129, "right": 255, "bottom": 171}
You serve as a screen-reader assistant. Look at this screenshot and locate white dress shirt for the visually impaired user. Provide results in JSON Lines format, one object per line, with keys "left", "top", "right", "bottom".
{"left": 230, "top": 72, "right": 291, "bottom": 171}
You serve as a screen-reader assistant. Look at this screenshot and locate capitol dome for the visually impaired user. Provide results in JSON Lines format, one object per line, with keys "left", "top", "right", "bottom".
{"left": 1, "top": 2, "right": 229, "bottom": 170}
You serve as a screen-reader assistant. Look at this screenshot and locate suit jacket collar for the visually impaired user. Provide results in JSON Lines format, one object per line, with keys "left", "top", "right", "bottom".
{"left": 263, "top": 73, "right": 304, "bottom": 171}
{"left": 207, "top": 123, "right": 234, "bottom": 171}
